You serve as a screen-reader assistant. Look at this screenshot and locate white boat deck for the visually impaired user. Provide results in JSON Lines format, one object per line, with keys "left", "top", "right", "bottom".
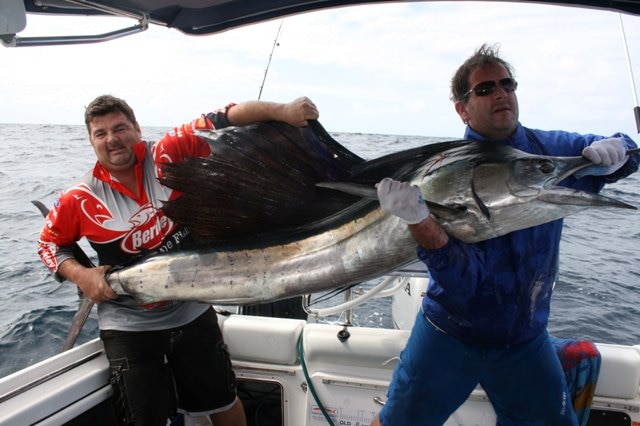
{"left": 2, "top": 312, "right": 639, "bottom": 425}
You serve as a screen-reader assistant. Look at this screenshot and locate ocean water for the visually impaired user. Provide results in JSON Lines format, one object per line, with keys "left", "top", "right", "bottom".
{"left": 1, "top": 123, "right": 639, "bottom": 378}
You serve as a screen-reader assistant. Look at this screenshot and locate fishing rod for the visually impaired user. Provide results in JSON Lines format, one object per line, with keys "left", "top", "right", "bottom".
{"left": 618, "top": 13, "right": 640, "bottom": 133}
{"left": 257, "top": 19, "right": 284, "bottom": 100}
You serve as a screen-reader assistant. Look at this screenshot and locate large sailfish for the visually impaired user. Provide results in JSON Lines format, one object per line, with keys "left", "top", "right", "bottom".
{"left": 106, "top": 121, "right": 636, "bottom": 305}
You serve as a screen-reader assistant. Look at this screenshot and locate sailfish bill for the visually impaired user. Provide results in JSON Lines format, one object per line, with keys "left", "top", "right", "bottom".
{"left": 106, "top": 121, "right": 636, "bottom": 305}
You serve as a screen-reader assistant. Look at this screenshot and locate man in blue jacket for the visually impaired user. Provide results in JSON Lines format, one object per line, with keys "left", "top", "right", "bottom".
{"left": 371, "top": 43, "right": 639, "bottom": 425}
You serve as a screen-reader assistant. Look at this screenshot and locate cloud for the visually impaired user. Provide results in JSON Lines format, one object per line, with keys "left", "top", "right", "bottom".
{"left": 0, "top": 2, "right": 639, "bottom": 138}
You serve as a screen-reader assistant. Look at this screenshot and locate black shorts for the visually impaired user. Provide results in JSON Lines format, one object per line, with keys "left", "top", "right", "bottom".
{"left": 100, "top": 307, "right": 237, "bottom": 425}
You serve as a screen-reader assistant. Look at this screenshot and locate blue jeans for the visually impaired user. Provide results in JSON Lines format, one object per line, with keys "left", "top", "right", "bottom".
{"left": 379, "top": 312, "right": 578, "bottom": 426}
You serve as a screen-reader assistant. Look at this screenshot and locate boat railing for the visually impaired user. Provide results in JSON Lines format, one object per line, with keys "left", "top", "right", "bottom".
{"left": 302, "top": 260, "right": 428, "bottom": 324}
{"left": 303, "top": 275, "right": 400, "bottom": 318}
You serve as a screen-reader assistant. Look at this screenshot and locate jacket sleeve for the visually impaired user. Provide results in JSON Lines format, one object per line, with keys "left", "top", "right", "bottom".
{"left": 37, "top": 192, "right": 83, "bottom": 276}
{"left": 205, "top": 103, "right": 236, "bottom": 129}
{"left": 416, "top": 237, "right": 487, "bottom": 306}
{"left": 152, "top": 103, "right": 237, "bottom": 177}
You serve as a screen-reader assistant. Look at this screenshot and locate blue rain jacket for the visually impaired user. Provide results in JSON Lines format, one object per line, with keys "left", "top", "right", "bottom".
{"left": 420, "top": 123, "right": 639, "bottom": 348}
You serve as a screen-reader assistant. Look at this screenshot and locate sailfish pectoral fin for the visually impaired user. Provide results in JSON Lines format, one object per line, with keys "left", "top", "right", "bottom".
{"left": 316, "top": 182, "right": 378, "bottom": 198}
{"left": 427, "top": 203, "right": 469, "bottom": 220}
{"left": 316, "top": 181, "right": 469, "bottom": 218}
{"left": 470, "top": 180, "right": 492, "bottom": 220}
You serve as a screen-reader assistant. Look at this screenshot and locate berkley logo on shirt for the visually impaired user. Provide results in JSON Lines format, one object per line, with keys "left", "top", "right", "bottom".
{"left": 121, "top": 204, "right": 174, "bottom": 254}
{"left": 65, "top": 186, "right": 176, "bottom": 254}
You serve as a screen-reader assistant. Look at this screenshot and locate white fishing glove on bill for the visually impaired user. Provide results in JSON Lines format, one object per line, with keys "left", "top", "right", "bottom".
{"left": 376, "top": 178, "right": 429, "bottom": 225}
{"left": 579, "top": 137, "right": 628, "bottom": 177}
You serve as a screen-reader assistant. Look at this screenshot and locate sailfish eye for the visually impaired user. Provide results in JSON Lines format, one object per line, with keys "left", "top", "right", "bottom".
{"left": 537, "top": 159, "right": 555, "bottom": 174}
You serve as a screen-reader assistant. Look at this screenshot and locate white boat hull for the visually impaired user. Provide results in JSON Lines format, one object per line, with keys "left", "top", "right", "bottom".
{"left": 1, "top": 309, "right": 639, "bottom": 425}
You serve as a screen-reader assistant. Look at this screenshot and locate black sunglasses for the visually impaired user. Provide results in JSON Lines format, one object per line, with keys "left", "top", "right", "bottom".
{"left": 462, "top": 78, "right": 518, "bottom": 99}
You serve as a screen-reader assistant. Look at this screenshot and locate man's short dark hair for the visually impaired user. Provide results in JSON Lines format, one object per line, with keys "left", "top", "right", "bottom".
{"left": 84, "top": 95, "right": 138, "bottom": 132}
{"left": 450, "top": 43, "right": 516, "bottom": 103}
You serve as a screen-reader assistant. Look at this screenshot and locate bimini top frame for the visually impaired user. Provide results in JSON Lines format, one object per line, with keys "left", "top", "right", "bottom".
{"left": 1, "top": 0, "right": 150, "bottom": 47}
{"left": 3, "top": 0, "right": 640, "bottom": 48}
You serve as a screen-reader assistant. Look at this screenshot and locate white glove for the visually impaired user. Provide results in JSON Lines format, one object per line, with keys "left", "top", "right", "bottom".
{"left": 376, "top": 178, "right": 429, "bottom": 225}
{"left": 582, "top": 138, "right": 627, "bottom": 167}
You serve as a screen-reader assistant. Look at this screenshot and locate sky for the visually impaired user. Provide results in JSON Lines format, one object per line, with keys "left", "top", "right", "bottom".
{"left": 1, "top": 1, "right": 640, "bottom": 138}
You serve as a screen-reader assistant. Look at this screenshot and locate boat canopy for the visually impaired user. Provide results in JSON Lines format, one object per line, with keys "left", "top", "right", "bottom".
{"left": 2, "top": 0, "right": 640, "bottom": 47}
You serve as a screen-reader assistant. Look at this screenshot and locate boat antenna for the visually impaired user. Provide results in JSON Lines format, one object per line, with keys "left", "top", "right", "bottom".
{"left": 258, "top": 19, "right": 284, "bottom": 100}
{"left": 618, "top": 13, "right": 640, "bottom": 133}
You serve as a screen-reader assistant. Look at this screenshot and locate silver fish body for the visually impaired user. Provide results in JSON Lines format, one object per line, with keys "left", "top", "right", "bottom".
{"left": 106, "top": 122, "right": 636, "bottom": 304}
{"left": 108, "top": 202, "right": 417, "bottom": 304}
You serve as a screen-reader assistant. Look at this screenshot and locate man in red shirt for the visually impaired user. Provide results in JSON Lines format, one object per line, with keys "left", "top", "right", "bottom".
{"left": 38, "top": 94, "right": 319, "bottom": 425}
